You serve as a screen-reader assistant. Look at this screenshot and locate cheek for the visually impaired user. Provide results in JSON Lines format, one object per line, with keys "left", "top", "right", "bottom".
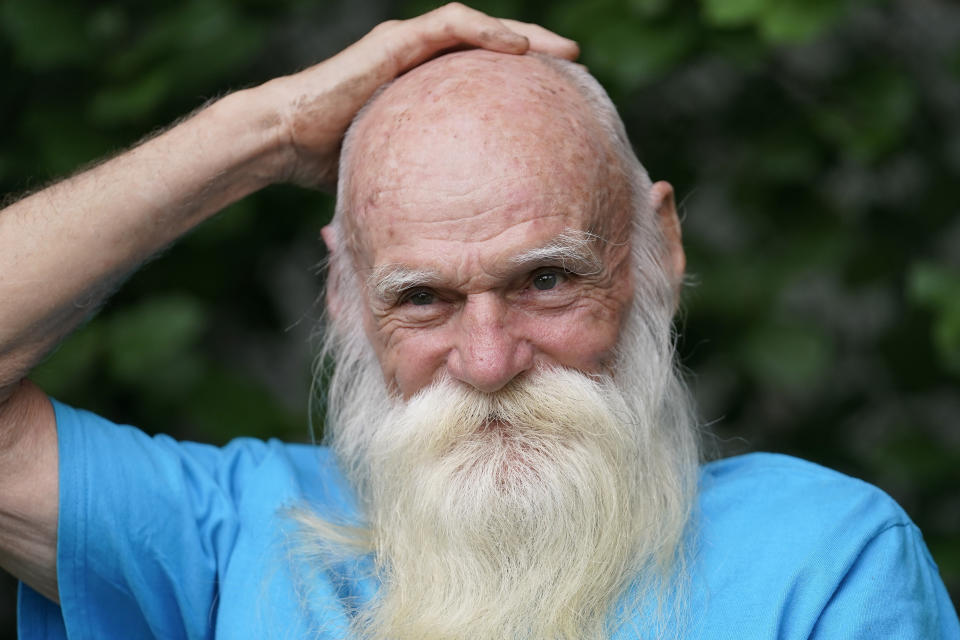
{"left": 520, "top": 308, "right": 623, "bottom": 373}
{"left": 374, "top": 326, "right": 453, "bottom": 397}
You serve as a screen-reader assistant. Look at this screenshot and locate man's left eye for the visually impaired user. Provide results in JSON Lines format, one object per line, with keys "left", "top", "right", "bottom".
{"left": 532, "top": 270, "right": 563, "bottom": 291}
{"left": 407, "top": 290, "right": 436, "bottom": 306}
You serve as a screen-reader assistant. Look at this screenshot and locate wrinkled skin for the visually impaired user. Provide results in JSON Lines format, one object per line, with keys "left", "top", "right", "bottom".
{"left": 328, "top": 51, "right": 664, "bottom": 398}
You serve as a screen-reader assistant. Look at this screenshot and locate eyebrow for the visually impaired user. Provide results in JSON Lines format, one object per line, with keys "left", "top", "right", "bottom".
{"left": 510, "top": 230, "right": 604, "bottom": 276}
{"left": 367, "top": 229, "right": 606, "bottom": 303}
{"left": 368, "top": 265, "right": 444, "bottom": 302}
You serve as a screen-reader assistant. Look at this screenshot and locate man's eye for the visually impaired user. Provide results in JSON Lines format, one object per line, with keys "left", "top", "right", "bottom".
{"left": 532, "top": 270, "right": 563, "bottom": 291}
{"left": 406, "top": 290, "right": 435, "bottom": 306}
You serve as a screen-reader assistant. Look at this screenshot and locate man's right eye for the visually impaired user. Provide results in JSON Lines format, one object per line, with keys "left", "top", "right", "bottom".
{"left": 406, "top": 290, "right": 435, "bottom": 306}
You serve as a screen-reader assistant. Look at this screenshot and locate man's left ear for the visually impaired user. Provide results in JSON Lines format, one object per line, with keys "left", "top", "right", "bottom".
{"left": 650, "top": 181, "right": 685, "bottom": 292}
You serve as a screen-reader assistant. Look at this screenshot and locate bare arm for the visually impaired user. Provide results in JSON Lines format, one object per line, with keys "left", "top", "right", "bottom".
{"left": 0, "top": 3, "right": 578, "bottom": 603}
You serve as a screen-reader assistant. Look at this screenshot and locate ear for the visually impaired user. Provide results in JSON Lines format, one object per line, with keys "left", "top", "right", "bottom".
{"left": 321, "top": 224, "right": 344, "bottom": 322}
{"left": 650, "top": 181, "right": 685, "bottom": 291}
{"left": 321, "top": 224, "right": 338, "bottom": 254}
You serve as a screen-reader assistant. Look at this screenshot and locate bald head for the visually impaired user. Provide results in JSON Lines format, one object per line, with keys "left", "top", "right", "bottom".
{"left": 335, "top": 50, "right": 639, "bottom": 261}
{"left": 322, "top": 50, "right": 684, "bottom": 399}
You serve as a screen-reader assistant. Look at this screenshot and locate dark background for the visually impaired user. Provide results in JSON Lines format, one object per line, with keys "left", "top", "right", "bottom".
{"left": 2, "top": 0, "right": 958, "bottom": 635}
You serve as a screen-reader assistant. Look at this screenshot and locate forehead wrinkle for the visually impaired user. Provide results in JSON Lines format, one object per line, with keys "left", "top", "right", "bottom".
{"left": 351, "top": 180, "right": 581, "bottom": 258}
{"left": 344, "top": 53, "right": 607, "bottom": 202}
{"left": 362, "top": 170, "right": 576, "bottom": 212}
{"left": 343, "top": 54, "right": 625, "bottom": 263}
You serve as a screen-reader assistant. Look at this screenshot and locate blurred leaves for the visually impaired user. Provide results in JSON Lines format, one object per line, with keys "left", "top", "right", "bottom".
{"left": 739, "top": 322, "right": 833, "bottom": 391}
{"left": 700, "top": 0, "right": 765, "bottom": 26}
{"left": 910, "top": 263, "right": 960, "bottom": 374}
{"left": 1, "top": 1, "right": 92, "bottom": 69}
{"left": 104, "top": 295, "right": 207, "bottom": 394}
{"left": 700, "top": 0, "right": 845, "bottom": 44}
{"left": 758, "top": 1, "right": 844, "bottom": 44}
{"left": 813, "top": 67, "right": 917, "bottom": 162}
{"left": 551, "top": 0, "right": 695, "bottom": 89}
{"left": 32, "top": 295, "right": 208, "bottom": 402}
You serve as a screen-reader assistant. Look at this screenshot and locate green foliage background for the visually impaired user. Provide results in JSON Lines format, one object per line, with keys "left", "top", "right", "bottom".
{"left": 2, "top": 0, "right": 958, "bottom": 632}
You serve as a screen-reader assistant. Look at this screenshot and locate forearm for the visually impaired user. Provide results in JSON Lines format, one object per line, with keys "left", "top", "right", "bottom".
{"left": 0, "top": 87, "right": 287, "bottom": 397}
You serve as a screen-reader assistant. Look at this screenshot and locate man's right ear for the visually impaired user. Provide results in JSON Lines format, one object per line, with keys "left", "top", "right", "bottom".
{"left": 321, "top": 224, "right": 344, "bottom": 322}
{"left": 650, "top": 181, "right": 685, "bottom": 294}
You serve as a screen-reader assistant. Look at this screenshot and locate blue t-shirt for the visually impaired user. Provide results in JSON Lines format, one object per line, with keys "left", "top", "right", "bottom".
{"left": 17, "top": 400, "right": 960, "bottom": 638}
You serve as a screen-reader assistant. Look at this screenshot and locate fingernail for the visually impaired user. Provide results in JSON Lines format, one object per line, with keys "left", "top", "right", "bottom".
{"left": 504, "top": 32, "right": 528, "bottom": 48}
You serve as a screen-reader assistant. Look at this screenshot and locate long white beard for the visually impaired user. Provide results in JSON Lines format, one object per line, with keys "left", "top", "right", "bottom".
{"left": 307, "top": 218, "right": 699, "bottom": 639}
{"left": 350, "top": 367, "right": 686, "bottom": 640}
{"left": 302, "top": 314, "right": 698, "bottom": 639}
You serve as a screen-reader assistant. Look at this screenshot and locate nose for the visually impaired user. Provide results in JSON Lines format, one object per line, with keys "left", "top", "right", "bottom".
{"left": 447, "top": 293, "right": 533, "bottom": 393}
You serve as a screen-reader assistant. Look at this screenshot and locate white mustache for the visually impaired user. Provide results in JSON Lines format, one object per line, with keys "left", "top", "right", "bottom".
{"left": 371, "top": 367, "right": 632, "bottom": 461}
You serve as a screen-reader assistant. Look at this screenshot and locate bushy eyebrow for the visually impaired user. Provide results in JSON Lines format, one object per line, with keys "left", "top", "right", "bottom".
{"left": 367, "top": 229, "right": 606, "bottom": 303}
{"left": 510, "top": 230, "right": 604, "bottom": 275}
{"left": 368, "top": 266, "right": 443, "bottom": 303}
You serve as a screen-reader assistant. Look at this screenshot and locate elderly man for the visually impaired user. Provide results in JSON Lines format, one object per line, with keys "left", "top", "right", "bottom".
{"left": 1, "top": 5, "right": 957, "bottom": 639}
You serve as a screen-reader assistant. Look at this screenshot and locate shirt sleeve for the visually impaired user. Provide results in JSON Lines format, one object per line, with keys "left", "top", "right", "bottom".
{"left": 18, "top": 399, "right": 247, "bottom": 640}
{"left": 810, "top": 521, "right": 960, "bottom": 639}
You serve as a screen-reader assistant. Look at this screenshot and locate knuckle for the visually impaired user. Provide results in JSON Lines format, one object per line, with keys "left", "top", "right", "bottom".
{"left": 475, "top": 28, "right": 495, "bottom": 44}
{"left": 429, "top": 3, "right": 473, "bottom": 36}
{"left": 442, "top": 2, "right": 471, "bottom": 23}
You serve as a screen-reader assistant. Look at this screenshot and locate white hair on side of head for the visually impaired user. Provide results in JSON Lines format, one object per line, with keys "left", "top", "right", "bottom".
{"left": 295, "top": 54, "right": 700, "bottom": 640}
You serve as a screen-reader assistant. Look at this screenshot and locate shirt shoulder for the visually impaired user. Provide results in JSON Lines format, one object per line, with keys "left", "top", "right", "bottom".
{"left": 688, "top": 453, "right": 959, "bottom": 639}
{"left": 700, "top": 451, "right": 910, "bottom": 531}
{"left": 50, "top": 399, "right": 351, "bottom": 509}
{"left": 19, "top": 399, "right": 359, "bottom": 640}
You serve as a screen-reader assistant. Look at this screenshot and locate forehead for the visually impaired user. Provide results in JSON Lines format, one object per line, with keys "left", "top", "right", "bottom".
{"left": 343, "top": 51, "right": 626, "bottom": 270}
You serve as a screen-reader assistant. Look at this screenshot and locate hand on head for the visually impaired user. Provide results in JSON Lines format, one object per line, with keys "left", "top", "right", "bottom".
{"left": 263, "top": 3, "right": 579, "bottom": 188}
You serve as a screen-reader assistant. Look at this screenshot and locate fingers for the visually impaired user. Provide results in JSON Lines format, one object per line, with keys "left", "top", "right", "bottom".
{"left": 414, "top": 4, "right": 529, "bottom": 54}
{"left": 271, "top": 4, "right": 580, "bottom": 188}
{"left": 499, "top": 19, "right": 579, "bottom": 60}
{"left": 382, "top": 3, "right": 578, "bottom": 73}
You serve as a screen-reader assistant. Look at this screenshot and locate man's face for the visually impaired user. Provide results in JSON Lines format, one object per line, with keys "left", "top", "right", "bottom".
{"left": 318, "top": 52, "right": 697, "bottom": 640}
{"left": 339, "top": 51, "right": 636, "bottom": 398}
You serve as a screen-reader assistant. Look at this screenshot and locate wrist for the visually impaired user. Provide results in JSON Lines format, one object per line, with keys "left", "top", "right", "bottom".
{"left": 202, "top": 86, "right": 295, "bottom": 190}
